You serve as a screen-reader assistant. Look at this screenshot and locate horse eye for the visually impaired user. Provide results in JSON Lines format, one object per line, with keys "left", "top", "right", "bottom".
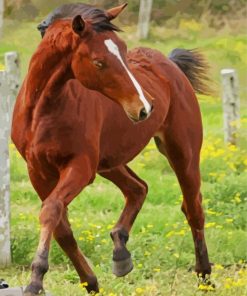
{"left": 93, "top": 60, "right": 104, "bottom": 69}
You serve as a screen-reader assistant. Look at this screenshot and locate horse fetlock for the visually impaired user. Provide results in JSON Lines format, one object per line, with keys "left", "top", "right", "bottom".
{"left": 31, "top": 257, "right": 49, "bottom": 276}
{"left": 195, "top": 247, "right": 211, "bottom": 276}
{"left": 195, "top": 255, "right": 212, "bottom": 276}
{"left": 110, "top": 227, "right": 129, "bottom": 245}
{"left": 84, "top": 276, "right": 99, "bottom": 294}
{"left": 32, "top": 249, "right": 49, "bottom": 273}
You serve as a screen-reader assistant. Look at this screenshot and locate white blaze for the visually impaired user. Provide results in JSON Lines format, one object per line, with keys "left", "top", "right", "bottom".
{"left": 104, "top": 39, "right": 151, "bottom": 113}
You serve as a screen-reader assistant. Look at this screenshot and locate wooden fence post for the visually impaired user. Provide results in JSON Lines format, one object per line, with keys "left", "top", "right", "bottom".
{"left": 137, "top": 0, "right": 153, "bottom": 39}
{"left": 0, "top": 52, "right": 20, "bottom": 266}
{"left": 0, "top": 0, "right": 3, "bottom": 38}
{"left": 221, "top": 69, "right": 240, "bottom": 145}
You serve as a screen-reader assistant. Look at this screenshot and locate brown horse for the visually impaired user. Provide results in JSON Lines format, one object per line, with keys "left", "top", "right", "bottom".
{"left": 11, "top": 3, "right": 211, "bottom": 295}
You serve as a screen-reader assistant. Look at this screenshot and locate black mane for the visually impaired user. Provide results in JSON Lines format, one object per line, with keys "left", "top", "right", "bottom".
{"left": 37, "top": 3, "right": 120, "bottom": 37}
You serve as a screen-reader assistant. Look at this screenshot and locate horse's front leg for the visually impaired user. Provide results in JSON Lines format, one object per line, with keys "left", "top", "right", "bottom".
{"left": 53, "top": 209, "right": 99, "bottom": 293}
{"left": 100, "top": 165, "right": 148, "bottom": 277}
{"left": 24, "top": 155, "right": 97, "bottom": 296}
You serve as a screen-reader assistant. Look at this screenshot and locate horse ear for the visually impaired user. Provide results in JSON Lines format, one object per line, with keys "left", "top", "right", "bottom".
{"left": 106, "top": 3, "right": 128, "bottom": 20}
{"left": 72, "top": 15, "right": 86, "bottom": 36}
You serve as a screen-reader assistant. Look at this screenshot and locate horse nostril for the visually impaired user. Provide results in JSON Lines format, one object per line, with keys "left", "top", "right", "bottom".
{"left": 139, "top": 108, "right": 148, "bottom": 121}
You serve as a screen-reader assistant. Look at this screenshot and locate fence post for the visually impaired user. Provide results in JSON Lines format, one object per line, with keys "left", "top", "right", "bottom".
{"left": 137, "top": 0, "right": 153, "bottom": 39}
{"left": 0, "top": 52, "right": 20, "bottom": 266}
{"left": 221, "top": 69, "right": 240, "bottom": 145}
{"left": 0, "top": 0, "right": 3, "bottom": 38}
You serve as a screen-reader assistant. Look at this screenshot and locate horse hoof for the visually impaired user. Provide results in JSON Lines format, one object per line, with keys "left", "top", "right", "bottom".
{"left": 112, "top": 257, "right": 133, "bottom": 277}
{"left": 24, "top": 284, "right": 44, "bottom": 296}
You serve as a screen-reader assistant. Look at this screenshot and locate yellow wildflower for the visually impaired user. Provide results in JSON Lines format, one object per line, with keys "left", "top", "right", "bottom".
{"left": 205, "top": 222, "right": 216, "bottom": 228}
{"left": 198, "top": 283, "right": 215, "bottom": 291}
{"left": 107, "top": 224, "right": 114, "bottom": 230}
{"left": 135, "top": 287, "right": 144, "bottom": 294}
{"left": 214, "top": 264, "right": 224, "bottom": 270}
{"left": 206, "top": 209, "right": 217, "bottom": 215}
{"left": 209, "top": 172, "right": 217, "bottom": 177}
{"left": 228, "top": 144, "right": 238, "bottom": 152}
{"left": 234, "top": 193, "right": 241, "bottom": 203}
{"left": 166, "top": 231, "right": 174, "bottom": 238}
{"left": 176, "top": 229, "right": 186, "bottom": 236}
{"left": 238, "top": 269, "right": 247, "bottom": 276}
{"left": 80, "top": 282, "right": 88, "bottom": 288}
{"left": 224, "top": 277, "right": 247, "bottom": 289}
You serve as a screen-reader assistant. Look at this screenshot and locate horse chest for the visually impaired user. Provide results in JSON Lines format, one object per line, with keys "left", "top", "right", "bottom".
{"left": 25, "top": 117, "right": 82, "bottom": 166}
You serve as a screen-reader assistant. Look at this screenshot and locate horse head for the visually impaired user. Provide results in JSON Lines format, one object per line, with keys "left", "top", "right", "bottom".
{"left": 40, "top": 3, "right": 153, "bottom": 122}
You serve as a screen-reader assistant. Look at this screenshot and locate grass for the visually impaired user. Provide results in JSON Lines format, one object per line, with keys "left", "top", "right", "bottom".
{"left": 0, "top": 17, "right": 247, "bottom": 296}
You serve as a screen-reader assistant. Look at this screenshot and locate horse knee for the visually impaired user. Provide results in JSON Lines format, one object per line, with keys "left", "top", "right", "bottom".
{"left": 39, "top": 199, "right": 64, "bottom": 227}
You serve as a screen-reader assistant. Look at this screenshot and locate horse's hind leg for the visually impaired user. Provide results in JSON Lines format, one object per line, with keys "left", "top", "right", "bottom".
{"left": 100, "top": 165, "right": 148, "bottom": 277}
{"left": 154, "top": 127, "right": 211, "bottom": 278}
{"left": 53, "top": 209, "right": 98, "bottom": 293}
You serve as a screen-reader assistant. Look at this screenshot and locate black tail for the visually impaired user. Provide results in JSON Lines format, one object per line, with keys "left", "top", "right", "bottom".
{"left": 169, "top": 48, "right": 211, "bottom": 95}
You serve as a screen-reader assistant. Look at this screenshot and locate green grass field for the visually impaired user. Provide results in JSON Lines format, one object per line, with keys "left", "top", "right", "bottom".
{"left": 0, "top": 17, "right": 247, "bottom": 296}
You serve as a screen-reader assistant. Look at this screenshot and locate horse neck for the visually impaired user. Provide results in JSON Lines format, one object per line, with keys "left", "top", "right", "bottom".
{"left": 24, "top": 42, "right": 73, "bottom": 109}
